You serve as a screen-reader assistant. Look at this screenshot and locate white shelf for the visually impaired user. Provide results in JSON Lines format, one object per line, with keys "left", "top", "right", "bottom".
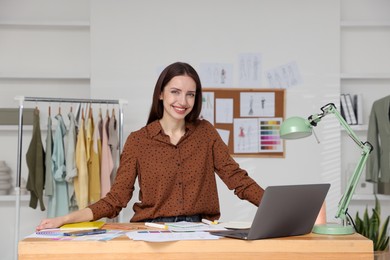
{"left": 0, "top": 125, "right": 32, "bottom": 131}
{"left": 352, "top": 194, "right": 390, "bottom": 201}
{"left": 341, "top": 20, "right": 390, "bottom": 27}
{"left": 341, "top": 73, "right": 390, "bottom": 79}
{"left": 0, "top": 21, "right": 90, "bottom": 28}
{"left": 341, "top": 125, "right": 368, "bottom": 131}
{"left": 0, "top": 73, "right": 90, "bottom": 80}
{"left": 0, "top": 195, "right": 30, "bottom": 202}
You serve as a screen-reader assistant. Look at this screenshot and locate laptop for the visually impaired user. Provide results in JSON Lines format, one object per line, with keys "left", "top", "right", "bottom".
{"left": 210, "top": 183, "right": 330, "bottom": 240}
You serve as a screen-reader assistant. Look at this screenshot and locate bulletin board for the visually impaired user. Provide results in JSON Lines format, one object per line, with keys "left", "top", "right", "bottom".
{"left": 202, "top": 88, "right": 285, "bottom": 158}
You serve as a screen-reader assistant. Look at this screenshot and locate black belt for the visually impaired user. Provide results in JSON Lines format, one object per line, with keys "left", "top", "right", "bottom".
{"left": 141, "top": 214, "right": 202, "bottom": 223}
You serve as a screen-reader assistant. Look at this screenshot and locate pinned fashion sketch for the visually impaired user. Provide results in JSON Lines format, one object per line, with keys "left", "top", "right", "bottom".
{"left": 240, "top": 92, "right": 275, "bottom": 117}
{"left": 266, "top": 61, "right": 302, "bottom": 89}
{"left": 199, "top": 63, "right": 233, "bottom": 87}
{"left": 238, "top": 53, "right": 262, "bottom": 87}
{"left": 200, "top": 92, "right": 214, "bottom": 124}
{"left": 234, "top": 119, "right": 258, "bottom": 153}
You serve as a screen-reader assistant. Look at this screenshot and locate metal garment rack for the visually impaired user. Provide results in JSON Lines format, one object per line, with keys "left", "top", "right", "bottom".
{"left": 13, "top": 96, "right": 127, "bottom": 260}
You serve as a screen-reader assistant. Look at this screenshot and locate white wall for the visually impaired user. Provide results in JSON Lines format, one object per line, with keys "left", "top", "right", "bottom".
{"left": 4, "top": 1, "right": 378, "bottom": 259}
{"left": 90, "top": 0, "right": 341, "bottom": 223}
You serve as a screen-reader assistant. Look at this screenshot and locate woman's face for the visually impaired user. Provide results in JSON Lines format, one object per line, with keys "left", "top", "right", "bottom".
{"left": 160, "top": 75, "right": 197, "bottom": 122}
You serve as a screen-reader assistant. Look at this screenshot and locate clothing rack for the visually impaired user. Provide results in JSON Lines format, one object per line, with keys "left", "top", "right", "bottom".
{"left": 13, "top": 96, "right": 127, "bottom": 260}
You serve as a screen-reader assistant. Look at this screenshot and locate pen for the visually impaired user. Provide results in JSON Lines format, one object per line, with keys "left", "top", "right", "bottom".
{"left": 202, "top": 219, "right": 219, "bottom": 225}
{"left": 144, "top": 222, "right": 168, "bottom": 229}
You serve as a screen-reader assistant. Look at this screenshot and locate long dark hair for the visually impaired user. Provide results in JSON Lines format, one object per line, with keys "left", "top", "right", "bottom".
{"left": 146, "top": 62, "right": 203, "bottom": 125}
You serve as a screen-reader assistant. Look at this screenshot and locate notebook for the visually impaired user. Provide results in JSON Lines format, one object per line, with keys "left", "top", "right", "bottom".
{"left": 210, "top": 183, "right": 330, "bottom": 240}
{"left": 60, "top": 221, "right": 105, "bottom": 230}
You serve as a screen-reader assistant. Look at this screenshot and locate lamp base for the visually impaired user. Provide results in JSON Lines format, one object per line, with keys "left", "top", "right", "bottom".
{"left": 312, "top": 223, "right": 355, "bottom": 235}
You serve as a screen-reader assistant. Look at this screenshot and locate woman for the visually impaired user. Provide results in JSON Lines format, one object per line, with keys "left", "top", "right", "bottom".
{"left": 36, "top": 62, "right": 264, "bottom": 230}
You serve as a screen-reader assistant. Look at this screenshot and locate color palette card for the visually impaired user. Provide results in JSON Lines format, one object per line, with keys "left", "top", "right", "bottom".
{"left": 258, "top": 118, "right": 283, "bottom": 152}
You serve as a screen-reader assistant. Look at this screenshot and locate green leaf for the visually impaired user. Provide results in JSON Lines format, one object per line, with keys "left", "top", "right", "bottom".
{"left": 380, "top": 237, "right": 389, "bottom": 251}
{"left": 374, "top": 195, "right": 381, "bottom": 216}
{"left": 370, "top": 209, "right": 380, "bottom": 240}
{"left": 376, "top": 216, "right": 390, "bottom": 251}
{"left": 353, "top": 196, "right": 390, "bottom": 251}
{"left": 363, "top": 207, "right": 370, "bottom": 237}
{"left": 355, "top": 212, "right": 363, "bottom": 233}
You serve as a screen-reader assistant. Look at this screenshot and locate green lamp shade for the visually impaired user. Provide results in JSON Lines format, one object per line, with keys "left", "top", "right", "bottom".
{"left": 280, "top": 117, "right": 313, "bottom": 139}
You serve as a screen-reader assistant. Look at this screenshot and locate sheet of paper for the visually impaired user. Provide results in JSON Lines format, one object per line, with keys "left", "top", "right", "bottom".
{"left": 200, "top": 92, "right": 215, "bottom": 124}
{"left": 266, "top": 61, "right": 302, "bottom": 89}
{"left": 258, "top": 117, "right": 283, "bottom": 153}
{"left": 165, "top": 221, "right": 226, "bottom": 232}
{"left": 216, "top": 128, "right": 230, "bottom": 146}
{"left": 233, "top": 118, "right": 259, "bottom": 153}
{"left": 26, "top": 229, "right": 124, "bottom": 241}
{"left": 199, "top": 63, "right": 233, "bottom": 88}
{"left": 240, "top": 92, "right": 275, "bottom": 117}
{"left": 216, "top": 98, "right": 233, "bottom": 123}
{"left": 238, "top": 53, "right": 262, "bottom": 88}
{"left": 127, "top": 231, "right": 220, "bottom": 242}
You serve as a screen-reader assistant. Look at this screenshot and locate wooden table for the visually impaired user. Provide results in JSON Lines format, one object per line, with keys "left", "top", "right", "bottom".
{"left": 18, "top": 223, "right": 373, "bottom": 260}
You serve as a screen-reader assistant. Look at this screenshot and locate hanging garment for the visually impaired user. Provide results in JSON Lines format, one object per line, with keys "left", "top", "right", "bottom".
{"left": 98, "top": 108, "right": 103, "bottom": 143}
{"left": 366, "top": 95, "right": 390, "bottom": 184}
{"left": 89, "top": 111, "right": 102, "bottom": 204}
{"left": 65, "top": 111, "right": 78, "bottom": 211}
{"left": 100, "top": 112, "right": 113, "bottom": 198}
{"left": 26, "top": 108, "right": 46, "bottom": 211}
{"left": 75, "top": 115, "right": 89, "bottom": 209}
{"left": 86, "top": 106, "right": 94, "bottom": 164}
{"left": 45, "top": 113, "right": 55, "bottom": 217}
{"left": 86, "top": 107, "right": 98, "bottom": 204}
{"left": 52, "top": 114, "right": 69, "bottom": 216}
{"left": 108, "top": 109, "right": 119, "bottom": 183}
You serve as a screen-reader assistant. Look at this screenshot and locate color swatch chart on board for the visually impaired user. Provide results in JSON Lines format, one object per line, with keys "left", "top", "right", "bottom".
{"left": 259, "top": 118, "right": 283, "bottom": 152}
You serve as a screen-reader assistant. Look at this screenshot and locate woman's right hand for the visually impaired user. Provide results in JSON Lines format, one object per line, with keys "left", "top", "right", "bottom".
{"left": 36, "top": 208, "right": 94, "bottom": 231}
{"left": 36, "top": 217, "right": 65, "bottom": 231}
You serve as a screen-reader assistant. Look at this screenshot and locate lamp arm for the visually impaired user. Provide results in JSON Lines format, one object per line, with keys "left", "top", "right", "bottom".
{"left": 324, "top": 103, "right": 365, "bottom": 149}
{"left": 319, "top": 103, "right": 373, "bottom": 223}
{"left": 336, "top": 149, "right": 371, "bottom": 222}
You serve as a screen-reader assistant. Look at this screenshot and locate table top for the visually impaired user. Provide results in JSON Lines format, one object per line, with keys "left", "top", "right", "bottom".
{"left": 19, "top": 223, "right": 374, "bottom": 260}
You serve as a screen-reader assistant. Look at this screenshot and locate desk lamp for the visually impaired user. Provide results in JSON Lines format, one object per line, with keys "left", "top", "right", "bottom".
{"left": 279, "top": 103, "right": 373, "bottom": 235}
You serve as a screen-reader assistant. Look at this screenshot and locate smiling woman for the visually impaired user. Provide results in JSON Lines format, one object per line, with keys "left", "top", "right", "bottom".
{"left": 36, "top": 61, "right": 265, "bottom": 230}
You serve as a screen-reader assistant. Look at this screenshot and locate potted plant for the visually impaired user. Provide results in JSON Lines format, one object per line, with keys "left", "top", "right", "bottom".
{"left": 354, "top": 195, "right": 389, "bottom": 258}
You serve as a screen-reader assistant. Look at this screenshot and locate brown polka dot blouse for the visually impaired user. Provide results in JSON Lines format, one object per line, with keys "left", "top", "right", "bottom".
{"left": 88, "top": 119, "right": 264, "bottom": 222}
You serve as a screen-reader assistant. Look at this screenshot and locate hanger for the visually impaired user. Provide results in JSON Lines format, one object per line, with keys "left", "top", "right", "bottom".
{"left": 89, "top": 104, "right": 93, "bottom": 119}
{"left": 111, "top": 107, "right": 116, "bottom": 119}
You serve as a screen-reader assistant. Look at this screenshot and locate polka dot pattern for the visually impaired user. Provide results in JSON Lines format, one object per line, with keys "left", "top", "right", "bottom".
{"left": 88, "top": 119, "right": 264, "bottom": 222}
